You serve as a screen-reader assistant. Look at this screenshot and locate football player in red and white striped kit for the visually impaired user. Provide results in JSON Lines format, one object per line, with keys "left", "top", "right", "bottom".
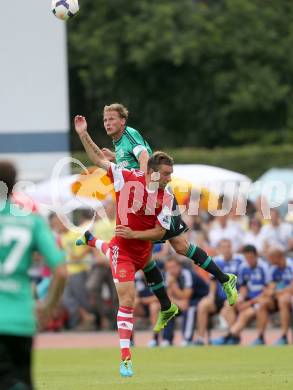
{"left": 75, "top": 115, "right": 174, "bottom": 377}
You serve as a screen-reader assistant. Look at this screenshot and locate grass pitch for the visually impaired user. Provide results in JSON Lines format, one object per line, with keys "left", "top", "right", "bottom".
{"left": 35, "top": 346, "right": 293, "bottom": 390}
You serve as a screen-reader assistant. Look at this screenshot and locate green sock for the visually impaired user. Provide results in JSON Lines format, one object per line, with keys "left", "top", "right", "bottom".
{"left": 185, "top": 244, "right": 228, "bottom": 283}
{"left": 143, "top": 260, "right": 171, "bottom": 311}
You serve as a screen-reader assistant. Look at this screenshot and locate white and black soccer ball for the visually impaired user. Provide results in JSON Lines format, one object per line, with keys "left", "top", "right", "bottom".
{"left": 51, "top": 0, "right": 79, "bottom": 21}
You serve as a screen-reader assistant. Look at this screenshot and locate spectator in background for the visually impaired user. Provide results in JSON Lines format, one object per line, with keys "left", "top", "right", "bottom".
{"left": 151, "top": 241, "right": 170, "bottom": 264}
{"left": 40, "top": 212, "right": 67, "bottom": 280}
{"left": 252, "top": 246, "right": 293, "bottom": 345}
{"left": 215, "top": 245, "right": 270, "bottom": 345}
{"left": 194, "top": 239, "right": 242, "bottom": 345}
{"left": 242, "top": 217, "right": 263, "bottom": 254}
{"left": 135, "top": 242, "right": 170, "bottom": 346}
{"left": 134, "top": 271, "right": 161, "bottom": 346}
{"left": 62, "top": 210, "right": 96, "bottom": 330}
{"left": 182, "top": 215, "right": 216, "bottom": 282}
{"left": 246, "top": 200, "right": 257, "bottom": 219}
{"left": 86, "top": 200, "right": 118, "bottom": 329}
{"left": 259, "top": 208, "right": 293, "bottom": 255}
{"left": 161, "top": 257, "right": 209, "bottom": 347}
{"left": 254, "top": 196, "right": 270, "bottom": 221}
{"left": 284, "top": 198, "right": 293, "bottom": 223}
{"left": 49, "top": 212, "right": 66, "bottom": 246}
{"left": 208, "top": 214, "right": 244, "bottom": 252}
{"left": 0, "top": 160, "right": 67, "bottom": 390}
{"left": 183, "top": 215, "right": 216, "bottom": 257}
{"left": 228, "top": 197, "right": 249, "bottom": 231}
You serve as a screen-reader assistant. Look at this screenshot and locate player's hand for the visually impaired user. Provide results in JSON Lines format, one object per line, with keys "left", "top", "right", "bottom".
{"left": 74, "top": 115, "right": 88, "bottom": 136}
{"left": 36, "top": 301, "right": 51, "bottom": 331}
{"left": 102, "top": 148, "right": 116, "bottom": 162}
{"left": 115, "top": 225, "right": 134, "bottom": 239}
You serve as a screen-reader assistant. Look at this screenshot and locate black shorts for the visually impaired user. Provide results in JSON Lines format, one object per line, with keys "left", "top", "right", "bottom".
{"left": 0, "top": 335, "right": 33, "bottom": 390}
{"left": 155, "top": 197, "right": 189, "bottom": 243}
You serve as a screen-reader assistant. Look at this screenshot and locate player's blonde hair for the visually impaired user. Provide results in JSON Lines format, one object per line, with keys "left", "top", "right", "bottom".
{"left": 103, "top": 103, "right": 129, "bottom": 120}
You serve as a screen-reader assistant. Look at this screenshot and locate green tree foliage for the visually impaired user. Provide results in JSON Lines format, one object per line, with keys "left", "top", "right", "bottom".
{"left": 68, "top": 0, "right": 293, "bottom": 149}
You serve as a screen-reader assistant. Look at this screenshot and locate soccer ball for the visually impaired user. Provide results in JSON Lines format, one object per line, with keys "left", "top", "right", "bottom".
{"left": 51, "top": 0, "right": 79, "bottom": 21}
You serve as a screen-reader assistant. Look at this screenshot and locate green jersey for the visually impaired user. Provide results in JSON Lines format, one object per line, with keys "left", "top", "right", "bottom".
{"left": 0, "top": 201, "right": 65, "bottom": 336}
{"left": 114, "top": 126, "right": 152, "bottom": 169}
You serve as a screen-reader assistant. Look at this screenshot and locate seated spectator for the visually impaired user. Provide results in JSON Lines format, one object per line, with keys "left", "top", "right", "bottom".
{"left": 242, "top": 216, "right": 263, "bottom": 254}
{"left": 214, "top": 245, "right": 270, "bottom": 345}
{"left": 252, "top": 246, "right": 293, "bottom": 345}
{"left": 181, "top": 215, "right": 215, "bottom": 282}
{"left": 208, "top": 214, "right": 244, "bottom": 252}
{"left": 194, "top": 239, "right": 242, "bottom": 345}
{"left": 284, "top": 199, "right": 293, "bottom": 223}
{"left": 259, "top": 208, "right": 293, "bottom": 255}
{"left": 228, "top": 198, "right": 249, "bottom": 232}
{"left": 160, "top": 257, "right": 209, "bottom": 346}
{"left": 134, "top": 242, "right": 170, "bottom": 345}
{"left": 152, "top": 241, "right": 170, "bottom": 264}
{"left": 134, "top": 271, "right": 160, "bottom": 343}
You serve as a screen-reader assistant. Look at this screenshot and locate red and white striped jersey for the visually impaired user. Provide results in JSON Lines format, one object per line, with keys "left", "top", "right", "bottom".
{"left": 107, "top": 163, "right": 173, "bottom": 262}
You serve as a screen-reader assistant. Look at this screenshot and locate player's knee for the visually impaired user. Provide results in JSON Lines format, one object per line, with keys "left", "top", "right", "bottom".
{"left": 198, "top": 297, "right": 211, "bottom": 312}
{"left": 278, "top": 294, "right": 290, "bottom": 306}
{"left": 169, "top": 236, "right": 189, "bottom": 255}
{"left": 241, "top": 310, "right": 254, "bottom": 321}
{"left": 257, "top": 304, "right": 267, "bottom": 313}
{"left": 278, "top": 300, "right": 290, "bottom": 310}
{"left": 119, "top": 296, "right": 135, "bottom": 308}
{"left": 118, "top": 290, "right": 135, "bottom": 307}
{"left": 116, "top": 283, "right": 135, "bottom": 308}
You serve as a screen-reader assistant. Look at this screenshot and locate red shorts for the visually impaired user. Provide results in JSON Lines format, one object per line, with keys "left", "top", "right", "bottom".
{"left": 109, "top": 243, "right": 151, "bottom": 283}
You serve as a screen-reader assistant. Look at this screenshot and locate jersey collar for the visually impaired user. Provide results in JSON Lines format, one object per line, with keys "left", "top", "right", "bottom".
{"left": 113, "top": 126, "right": 127, "bottom": 144}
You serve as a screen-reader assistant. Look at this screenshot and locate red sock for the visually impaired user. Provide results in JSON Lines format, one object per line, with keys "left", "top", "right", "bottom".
{"left": 87, "top": 237, "right": 97, "bottom": 247}
{"left": 100, "top": 242, "right": 109, "bottom": 257}
{"left": 88, "top": 238, "right": 110, "bottom": 259}
{"left": 117, "top": 306, "right": 134, "bottom": 360}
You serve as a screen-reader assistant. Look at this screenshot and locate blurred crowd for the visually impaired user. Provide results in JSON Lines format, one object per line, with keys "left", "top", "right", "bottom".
{"left": 31, "top": 197, "right": 293, "bottom": 346}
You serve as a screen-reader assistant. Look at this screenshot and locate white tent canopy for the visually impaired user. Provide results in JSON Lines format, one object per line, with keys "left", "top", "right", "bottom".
{"left": 173, "top": 164, "right": 251, "bottom": 194}
{"left": 249, "top": 168, "right": 293, "bottom": 207}
{"left": 173, "top": 164, "right": 250, "bottom": 185}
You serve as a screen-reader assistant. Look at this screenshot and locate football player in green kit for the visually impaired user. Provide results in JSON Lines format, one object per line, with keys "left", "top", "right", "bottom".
{"left": 0, "top": 161, "right": 67, "bottom": 390}
{"left": 74, "top": 103, "right": 238, "bottom": 333}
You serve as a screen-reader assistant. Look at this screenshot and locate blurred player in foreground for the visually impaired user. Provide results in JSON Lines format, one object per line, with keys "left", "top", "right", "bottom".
{"left": 0, "top": 161, "right": 67, "bottom": 390}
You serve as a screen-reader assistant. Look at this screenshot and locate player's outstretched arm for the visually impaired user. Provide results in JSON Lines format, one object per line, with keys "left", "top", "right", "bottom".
{"left": 74, "top": 115, "right": 111, "bottom": 170}
{"left": 115, "top": 224, "right": 166, "bottom": 241}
